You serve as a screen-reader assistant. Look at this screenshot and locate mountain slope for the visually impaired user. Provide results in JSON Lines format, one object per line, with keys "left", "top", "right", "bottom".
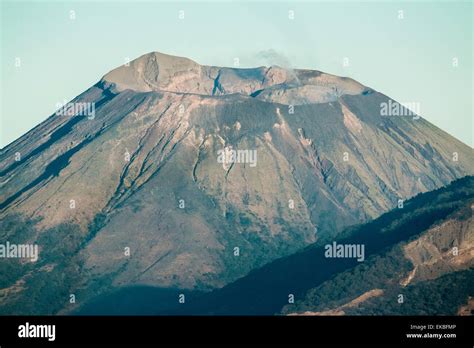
{"left": 160, "top": 176, "right": 472, "bottom": 315}
{"left": 282, "top": 197, "right": 473, "bottom": 315}
{"left": 0, "top": 52, "right": 473, "bottom": 313}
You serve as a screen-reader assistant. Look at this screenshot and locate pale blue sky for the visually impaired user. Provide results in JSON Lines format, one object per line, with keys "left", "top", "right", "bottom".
{"left": 1, "top": 0, "right": 472, "bottom": 147}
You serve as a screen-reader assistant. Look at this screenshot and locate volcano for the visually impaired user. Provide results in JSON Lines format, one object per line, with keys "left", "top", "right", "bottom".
{"left": 0, "top": 52, "right": 473, "bottom": 314}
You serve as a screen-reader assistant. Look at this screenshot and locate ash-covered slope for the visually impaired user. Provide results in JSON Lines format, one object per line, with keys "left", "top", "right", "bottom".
{"left": 0, "top": 52, "right": 473, "bottom": 314}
